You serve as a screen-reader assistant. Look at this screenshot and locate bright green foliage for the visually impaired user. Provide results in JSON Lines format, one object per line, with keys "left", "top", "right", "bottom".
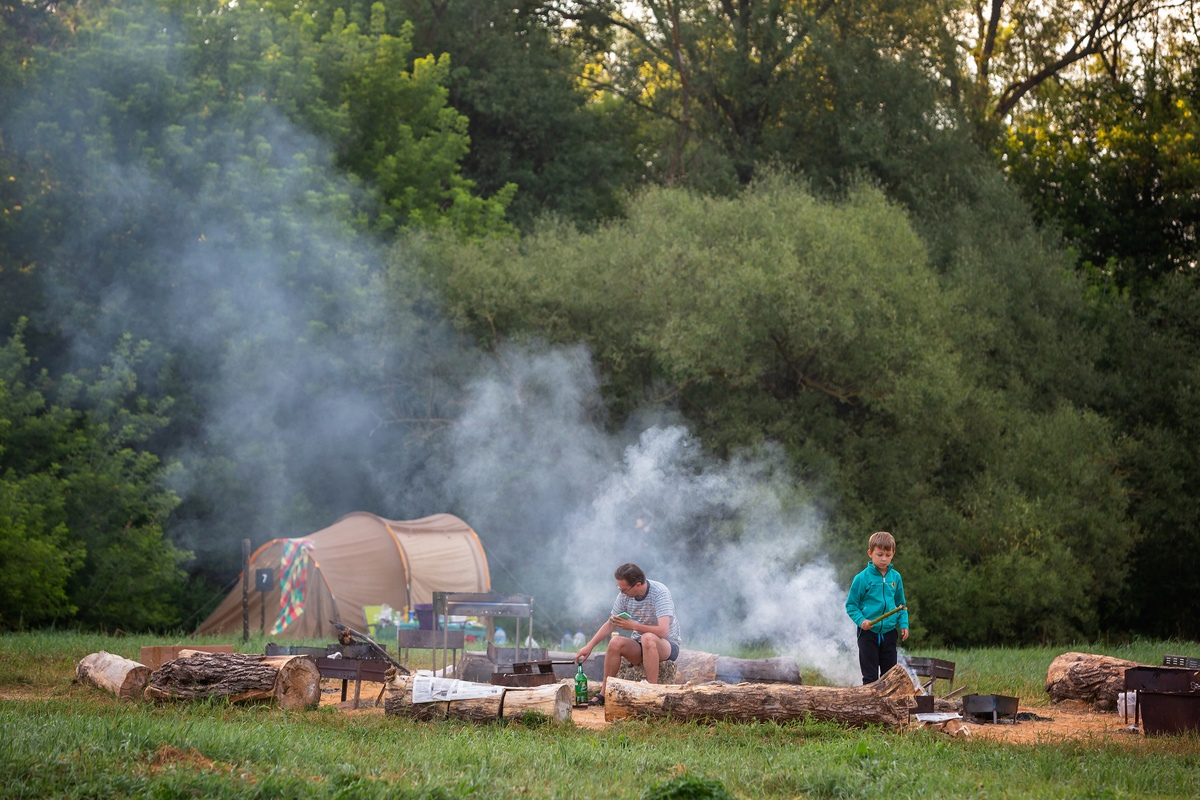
{"left": 418, "top": 176, "right": 1135, "bottom": 644}
{"left": 0, "top": 325, "right": 187, "bottom": 631}
{"left": 177, "top": 0, "right": 514, "bottom": 237}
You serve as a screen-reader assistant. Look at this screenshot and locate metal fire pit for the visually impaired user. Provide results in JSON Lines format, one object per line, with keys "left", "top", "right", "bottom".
{"left": 1138, "top": 691, "right": 1200, "bottom": 735}
{"left": 490, "top": 659, "right": 564, "bottom": 688}
{"left": 1123, "top": 666, "right": 1200, "bottom": 694}
{"left": 327, "top": 643, "right": 387, "bottom": 661}
{"left": 1122, "top": 665, "right": 1200, "bottom": 728}
{"left": 911, "top": 695, "right": 935, "bottom": 714}
{"left": 962, "top": 693, "right": 1019, "bottom": 723}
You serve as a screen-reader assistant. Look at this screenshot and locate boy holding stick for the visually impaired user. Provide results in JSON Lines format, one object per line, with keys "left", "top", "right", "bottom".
{"left": 845, "top": 531, "right": 909, "bottom": 685}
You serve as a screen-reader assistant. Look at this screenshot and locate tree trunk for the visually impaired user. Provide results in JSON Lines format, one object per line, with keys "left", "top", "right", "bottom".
{"left": 1045, "top": 651, "right": 1141, "bottom": 711}
{"left": 383, "top": 679, "right": 448, "bottom": 720}
{"left": 383, "top": 677, "right": 572, "bottom": 723}
{"left": 76, "top": 651, "right": 151, "bottom": 700}
{"left": 604, "top": 664, "right": 916, "bottom": 728}
{"left": 672, "top": 649, "right": 802, "bottom": 684}
{"left": 144, "top": 651, "right": 321, "bottom": 709}
{"left": 501, "top": 683, "right": 573, "bottom": 722}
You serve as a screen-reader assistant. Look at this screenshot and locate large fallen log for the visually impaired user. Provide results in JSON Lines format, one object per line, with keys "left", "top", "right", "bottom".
{"left": 1045, "top": 651, "right": 1141, "bottom": 711}
{"left": 144, "top": 651, "right": 321, "bottom": 709}
{"left": 383, "top": 676, "right": 572, "bottom": 723}
{"left": 76, "top": 651, "right": 152, "bottom": 700}
{"left": 604, "top": 664, "right": 916, "bottom": 728}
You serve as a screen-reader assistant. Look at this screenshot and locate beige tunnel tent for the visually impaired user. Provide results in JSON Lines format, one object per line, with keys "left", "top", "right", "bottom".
{"left": 195, "top": 512, "right": 491, "bottom": 640}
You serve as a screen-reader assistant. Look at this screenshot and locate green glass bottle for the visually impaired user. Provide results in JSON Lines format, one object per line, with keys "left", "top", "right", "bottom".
{"left": 574, "top": 662, "right": 589, "bottom": 706}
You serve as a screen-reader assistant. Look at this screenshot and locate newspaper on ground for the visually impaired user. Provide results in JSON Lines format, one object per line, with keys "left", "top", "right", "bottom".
{"left": 411, "top": 676, "right": 506, "bottom": 704}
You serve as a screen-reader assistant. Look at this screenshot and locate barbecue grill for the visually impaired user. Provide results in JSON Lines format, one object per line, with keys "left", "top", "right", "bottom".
{"left": 1122, "top": 664, "right": 1200, "bottom": 733}
{"left": 433, "top": 592, "right": 535, "bottom": 672}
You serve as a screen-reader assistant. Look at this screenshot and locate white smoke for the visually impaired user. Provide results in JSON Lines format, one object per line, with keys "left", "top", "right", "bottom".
{"left": 447, "top": 343, "right": 861, "bottom": 685}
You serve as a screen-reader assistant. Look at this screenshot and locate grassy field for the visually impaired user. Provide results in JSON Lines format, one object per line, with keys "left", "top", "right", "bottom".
{"left": 2, "top": 632, "right": 1199, "bottom": 799}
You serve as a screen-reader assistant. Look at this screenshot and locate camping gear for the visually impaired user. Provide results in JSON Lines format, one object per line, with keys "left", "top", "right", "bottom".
{"left": 196, "top": 512, "right": 491, "bottom": 640}
{"left": 962, "top": 693, "right": 1019, "bottom": 723}
{"left": 1122, "top": 664, "right": 1200, "bottom": 732}
{"left": 1137, "top": 692, "right": 1200, "bottom": 735}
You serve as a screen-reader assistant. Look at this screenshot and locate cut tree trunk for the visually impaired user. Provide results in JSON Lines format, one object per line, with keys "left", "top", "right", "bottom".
{"left": 144, "top": 651, "right": 321, "bottom": 709}
{"left": 383, "top": 677, "right": 573, "bottom": 723}
{"left": 76, "top": 651, "right": 152, "bottom": 700}
{"left": 383, "top": 678, "right": 448, "bottom": 721}
{"left": 604, "top": 664, "right": 916, "bottom": 728}
{"left": 1045, "top": 651, "right": 1141, "bottom": 711}
{"left": 501, "top": 683, "right": 573, "bottom": 722}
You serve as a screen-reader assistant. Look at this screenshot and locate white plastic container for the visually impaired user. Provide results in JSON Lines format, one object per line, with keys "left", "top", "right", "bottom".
{"left": 1117, "top": 691, "right": 1137, "bottom": 720}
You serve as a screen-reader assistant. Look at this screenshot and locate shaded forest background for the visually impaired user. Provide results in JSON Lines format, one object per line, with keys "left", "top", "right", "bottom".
{"left": 1, "top": 0, "right": 1197, "bottom": 646}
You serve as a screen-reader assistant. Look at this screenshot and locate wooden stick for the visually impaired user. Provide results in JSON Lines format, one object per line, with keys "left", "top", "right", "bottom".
{"left": 867, "top": 605, "right": 906, "bottom": 626}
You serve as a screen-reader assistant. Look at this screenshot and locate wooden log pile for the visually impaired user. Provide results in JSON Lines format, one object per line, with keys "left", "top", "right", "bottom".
{"left": 1045, "top": 651, "right": 1141, "bottom": 711}
{"left": 76, "top": 649, "right": 322, "bottom": 709}
{"left": 604, "top": 664, "right": 917, "bottom": 728}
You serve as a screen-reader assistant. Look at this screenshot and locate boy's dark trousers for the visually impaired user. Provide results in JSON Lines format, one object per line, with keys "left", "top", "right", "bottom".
{"left": 857, "top": 627, "right": 899, "bottom": 685}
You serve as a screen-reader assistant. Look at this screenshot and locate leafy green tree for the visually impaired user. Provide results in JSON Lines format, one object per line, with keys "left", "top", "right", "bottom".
{"left": 398, "top": 0, "right": 638, "bottom": 228}
{"left": 0, "top": 324, "right": 187, "bottom": 631}
{"left": 1093, "top": 273, "right": 1200, "bottom": 637}
{"left": 416, "top": 175, "right": 1136, "bottom": 644}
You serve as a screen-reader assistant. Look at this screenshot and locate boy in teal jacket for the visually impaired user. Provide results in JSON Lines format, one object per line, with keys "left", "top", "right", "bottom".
{"left": 845, "top": 531, "right": 909, "bottom": 685}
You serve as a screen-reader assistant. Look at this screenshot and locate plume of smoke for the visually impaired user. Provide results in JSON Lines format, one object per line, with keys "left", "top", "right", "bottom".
{"left": 446, "top": 343, "right": 860, "bottom": 684}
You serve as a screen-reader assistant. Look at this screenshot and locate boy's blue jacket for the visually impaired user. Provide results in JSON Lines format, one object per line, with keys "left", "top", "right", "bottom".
{"left": 845, "top": 562, "right": 909, "bottom": 633}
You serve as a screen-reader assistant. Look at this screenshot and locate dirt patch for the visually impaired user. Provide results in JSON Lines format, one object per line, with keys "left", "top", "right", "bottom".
{"left": 943, "top": 701, "right": 1141, "bottom": 745}
{"left": 145, "top": 744, "right": 218, "bottom": 773}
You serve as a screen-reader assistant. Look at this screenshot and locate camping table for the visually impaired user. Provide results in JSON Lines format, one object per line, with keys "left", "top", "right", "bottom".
{"left": 433, "top": 592, "right": 534, "bottom": 673}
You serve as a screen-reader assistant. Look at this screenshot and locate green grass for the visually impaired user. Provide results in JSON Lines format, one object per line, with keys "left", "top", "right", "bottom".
{"left": 2, "top": 633, "right": 1199, "bottom": 799}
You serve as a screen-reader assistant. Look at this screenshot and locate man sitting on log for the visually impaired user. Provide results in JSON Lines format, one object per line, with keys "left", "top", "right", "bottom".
{"left": 575, "top": 562, "right": 682, "bottom": 705}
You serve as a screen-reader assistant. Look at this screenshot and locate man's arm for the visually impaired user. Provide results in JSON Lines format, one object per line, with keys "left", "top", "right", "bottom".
{"left": 575, "top": 618, "right": 616, "bottom": 662}
{"left": 612, "top": 613, "right": 669, "bottom": 638}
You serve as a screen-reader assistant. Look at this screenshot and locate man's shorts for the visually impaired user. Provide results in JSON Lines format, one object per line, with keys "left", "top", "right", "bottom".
{"left": 636, "top": 638, "right": 680, "bottom": 661}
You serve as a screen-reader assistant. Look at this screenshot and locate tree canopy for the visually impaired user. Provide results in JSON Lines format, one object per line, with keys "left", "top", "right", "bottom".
{"left": 0, "top": 0, "right": 1196, "bottom": 643}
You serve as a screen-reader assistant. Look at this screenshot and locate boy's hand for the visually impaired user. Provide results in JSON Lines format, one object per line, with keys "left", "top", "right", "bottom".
{"left": 860, "top": 620, "right": 873, "bottom": 631}
{"left": 900, "top": 628, "right": 909, "bottom": 642}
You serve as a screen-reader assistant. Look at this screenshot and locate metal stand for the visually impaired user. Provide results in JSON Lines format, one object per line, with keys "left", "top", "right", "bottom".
{"left": 434, "top": 592, "right": 534, "bottom": 674}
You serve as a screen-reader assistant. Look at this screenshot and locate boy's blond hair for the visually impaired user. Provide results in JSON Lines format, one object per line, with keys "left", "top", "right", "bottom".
{"left": 868, "top": 531, "right": 896, "bottom": 552}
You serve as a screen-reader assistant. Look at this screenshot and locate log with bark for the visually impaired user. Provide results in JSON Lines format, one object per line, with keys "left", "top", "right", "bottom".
{"left": 501, "top": 683, "right": 573, "bottom": 722}
{"left": 144, "top": 651, "right": 321, "bottom": 709}
{"left": 383, "top": 676, "right": 573, "bottom": 723}
{"left": 1045, "top": 651, "right": 1141, "bottom": 711}
{"left": 673, "top": 649, "right": 801, "bottom": 684}
{"left": 604, "top": 663, "right": 917, "bottom": 728}
{"left": 76, "top": 651, "right": 152, "bottom": 700}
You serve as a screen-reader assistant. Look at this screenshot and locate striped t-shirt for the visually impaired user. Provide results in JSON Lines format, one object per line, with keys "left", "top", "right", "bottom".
{"left": 611, "top": 579, "right": 682, "bottom": 647}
